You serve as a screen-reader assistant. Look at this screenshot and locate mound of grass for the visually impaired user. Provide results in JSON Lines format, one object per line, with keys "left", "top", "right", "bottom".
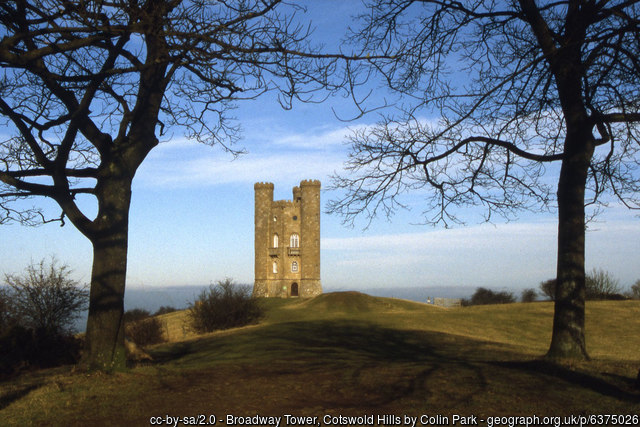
{"left": 302, "top": 291, "right": 389, "bottom": 308}
{"left": 292, "top": 291, "right": 400, "bottom": 314}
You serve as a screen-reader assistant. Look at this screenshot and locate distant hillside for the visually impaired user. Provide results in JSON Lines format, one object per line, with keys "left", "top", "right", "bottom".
{"left": 124, "top": 285, "right": 207, "bottom": 311}
{"left": 332, "top": 285, "right": 477, "bottom": 302}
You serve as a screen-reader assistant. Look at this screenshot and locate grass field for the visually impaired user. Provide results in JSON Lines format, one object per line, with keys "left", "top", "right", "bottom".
{"left": 1, "top": 292, "right": 639, "bottom": 426}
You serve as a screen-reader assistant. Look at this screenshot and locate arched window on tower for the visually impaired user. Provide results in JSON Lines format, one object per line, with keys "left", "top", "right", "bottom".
{"left": 272, "top": 261, "right": 278, "bottom": 274}
{"left": 273, "top": 233, "right": 279, "bottom": 248}
{"left": 291, "top": 261, "right": 299, "bottom": 273}
{"left": 290, "top": 233, "right": 299, "bottom": 248}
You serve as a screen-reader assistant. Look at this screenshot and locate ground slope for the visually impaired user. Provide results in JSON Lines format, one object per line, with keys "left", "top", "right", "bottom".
{"left": 1, "top": 292, "right": 639, "bottom": 426}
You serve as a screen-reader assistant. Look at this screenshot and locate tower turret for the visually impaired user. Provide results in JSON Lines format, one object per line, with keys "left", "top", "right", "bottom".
{"left": 299, "top": 180, "right": 322, "bottom": 297}
{"left": 254, "top": 182, "right": 274, "bottom": 297}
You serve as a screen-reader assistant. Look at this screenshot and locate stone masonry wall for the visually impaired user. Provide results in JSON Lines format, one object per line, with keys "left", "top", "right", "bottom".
{"left": 253, "top": 180, "right": 322, "bottom": 298}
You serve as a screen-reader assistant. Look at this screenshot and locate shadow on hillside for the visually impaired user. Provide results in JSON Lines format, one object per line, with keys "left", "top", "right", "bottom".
{"left": 491, "top": 360, "right": 640, "bottom": 403}
{"left": 149, "top": 319, "right": 638, "bottom": 410}
{"left": 150, "top": 320, "right": 495, "bottom": 408}
{"left": 152, "top": 319, "right": 482, "bottom": 365}
{"left": 0, "top": 383, "right": 43, "bottom": 411}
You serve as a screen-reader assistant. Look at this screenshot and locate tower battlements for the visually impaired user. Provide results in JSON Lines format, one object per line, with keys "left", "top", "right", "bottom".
{"left": 253, "top": 180, "right": 322, "bottom": 298}
{"left": 254, "top": 182, "right": 274, "bottom": 189}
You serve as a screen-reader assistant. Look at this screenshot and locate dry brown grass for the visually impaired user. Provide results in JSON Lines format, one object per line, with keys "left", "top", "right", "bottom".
{"left": 1, "top": 292, "right": 638, "bottom": 426}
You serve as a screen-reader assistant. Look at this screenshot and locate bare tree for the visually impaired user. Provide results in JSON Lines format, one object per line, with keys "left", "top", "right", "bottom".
{"left": 539, "top": 279, "right": 557, "bottom": 301}
{"left": 0, "top": 286, "right": 13, "bottom": 329}
{"left": 4, "top": 258, "right": 88, "bottom": 335}
{"left": 540, "top": 271, "right": 623, "bottom": 301}
{"left": 632, "top": 280, "right": 640, "bottom": 299}
{"left": 585, "top": 268, "right": 622, "bottom": 299}
{"left": 330, "top": 0, "right": 640, "bottom": 360}
{"left": 521, "top": 288, "right": 538, "bottom": 303}
{"left": 0, "top": 0, "right": 337, "bottom": 370}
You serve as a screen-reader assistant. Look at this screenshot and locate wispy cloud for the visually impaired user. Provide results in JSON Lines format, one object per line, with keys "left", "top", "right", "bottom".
{"left": 327, "top": 222, "right": 554, "bottom": 286}
{"left": 263, "top": 124, "right": 369, "bottom": 150}
{"left": 134, "top": 122, "right": 370, "bottom": 189}
{"left": 324, "top": 222, "right": 557, "bottom": 251}
{"left": 322, "top": 218, "right": 640, "bottom": 288}
{"left": 135, "top": 147, "right": 345, "bottom": 189}
{"left": 323, "top": 222, "right": 559, "bottom": 284}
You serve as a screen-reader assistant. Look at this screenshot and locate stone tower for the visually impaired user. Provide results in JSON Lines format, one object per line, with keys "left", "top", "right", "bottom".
{"left": 253, "top": 180, "right": 322, "bottom": 298}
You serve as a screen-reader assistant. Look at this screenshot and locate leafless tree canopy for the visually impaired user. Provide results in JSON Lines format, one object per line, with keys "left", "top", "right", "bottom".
{"left": 4, "top": 258, "right": 88, "bottom": 335}
{"left": 0, "top": 0, "right": 337, "bottom": 228}
{"left": 0, "top": 0, "right": 342, "bottom": 370}
{"left": 329, "top": 0, "right": 639, "bottom": 360}
{"left": 329, "top": 0, "right": 640, "bottom": 227}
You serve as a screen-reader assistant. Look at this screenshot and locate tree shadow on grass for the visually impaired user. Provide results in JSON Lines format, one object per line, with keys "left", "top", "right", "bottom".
{"left": 150, "top": 319, "right": 491, "bottom": 409}
{"left": 0, "top": 383, "right": 43, "bottom": 411}
{"left": 146, "top": 318, "right": 640, "bottom": 412}
{"left": 490, "top": 360, "right": 640, "bottom": 403}
{"left": 150, "top": 319, "right": 451, "bottom": 368}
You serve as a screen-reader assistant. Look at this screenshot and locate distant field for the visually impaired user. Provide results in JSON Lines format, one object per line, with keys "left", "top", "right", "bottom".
{"left": 1, "top": 292, "right": 639, "bottom": 426}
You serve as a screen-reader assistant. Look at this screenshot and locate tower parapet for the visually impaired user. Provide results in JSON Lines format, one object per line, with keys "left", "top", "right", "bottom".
{"left": 254, "top": 182, "right": 274, "bottom": 189}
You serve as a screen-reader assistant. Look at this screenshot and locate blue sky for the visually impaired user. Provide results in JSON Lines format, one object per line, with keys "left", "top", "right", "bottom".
{"left": 1, "top": 1, "right": 639, "bottom": 295}
{"left": 3, "top": 108, "right": 639, "bottom": 293}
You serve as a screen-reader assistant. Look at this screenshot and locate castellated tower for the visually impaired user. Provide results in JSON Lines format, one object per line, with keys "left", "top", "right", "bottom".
{"left": 253, "top": 180, "right": 322, "bottom": 298}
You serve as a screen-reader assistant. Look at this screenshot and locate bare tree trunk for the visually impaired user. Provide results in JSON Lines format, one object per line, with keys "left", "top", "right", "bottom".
{"left": 547, "top": 134, "right": 593, "bottom": 361}
{"left": 82, "top": 177, "right": 131, "bottom": 371}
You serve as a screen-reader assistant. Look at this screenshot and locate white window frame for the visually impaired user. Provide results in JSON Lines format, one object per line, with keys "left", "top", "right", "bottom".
{"left": 290, "top": 233, "right": 299, "bottom": 248}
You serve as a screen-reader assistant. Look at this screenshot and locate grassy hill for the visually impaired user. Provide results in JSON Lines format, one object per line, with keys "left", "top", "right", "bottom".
{"left": 1, "top": 292, "right": 639, "bottom": 426}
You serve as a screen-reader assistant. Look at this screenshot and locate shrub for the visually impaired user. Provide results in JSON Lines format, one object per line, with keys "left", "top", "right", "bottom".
{"left": 123, "top": 308, "right": 165, "bottom": 347}
{"left": 188, "top": 278, "right": 263, "bottom": 333}
{"left": 0, "top": 325, "right": 83, "bottom": 378}
{"left": 521, "top": 288, "right": 537, "bottom": 303}
{"left": 125, "top": 317, "right": 165, "bottom": 347}
{"left": 0, "top": 325, "right": 33, "bottom": 376}
{"left": 539, "top": 279, "right": 556, "bottom": 301}
{"left": 4, "top": 258, "right": 88, "bottom": 335}
{"left": 631, "top": 280, "right": 640, "bottom": 300}
{"left": 0, "top": 259, "right": 86, "bottom": 377}
{"left": 585, "top": 268, "right": 624, "bottom": 300}
{"left": 154, "top": 306, "right": 178, "bottom": 316}
{"left": 539, "top": 270, "right": 626, "bottom": 301}
{"left": 0, "top": 286, "right": 16, "bottom": 330}
{"left": 462, "top": 287, "right": 516, "bottom": 306}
